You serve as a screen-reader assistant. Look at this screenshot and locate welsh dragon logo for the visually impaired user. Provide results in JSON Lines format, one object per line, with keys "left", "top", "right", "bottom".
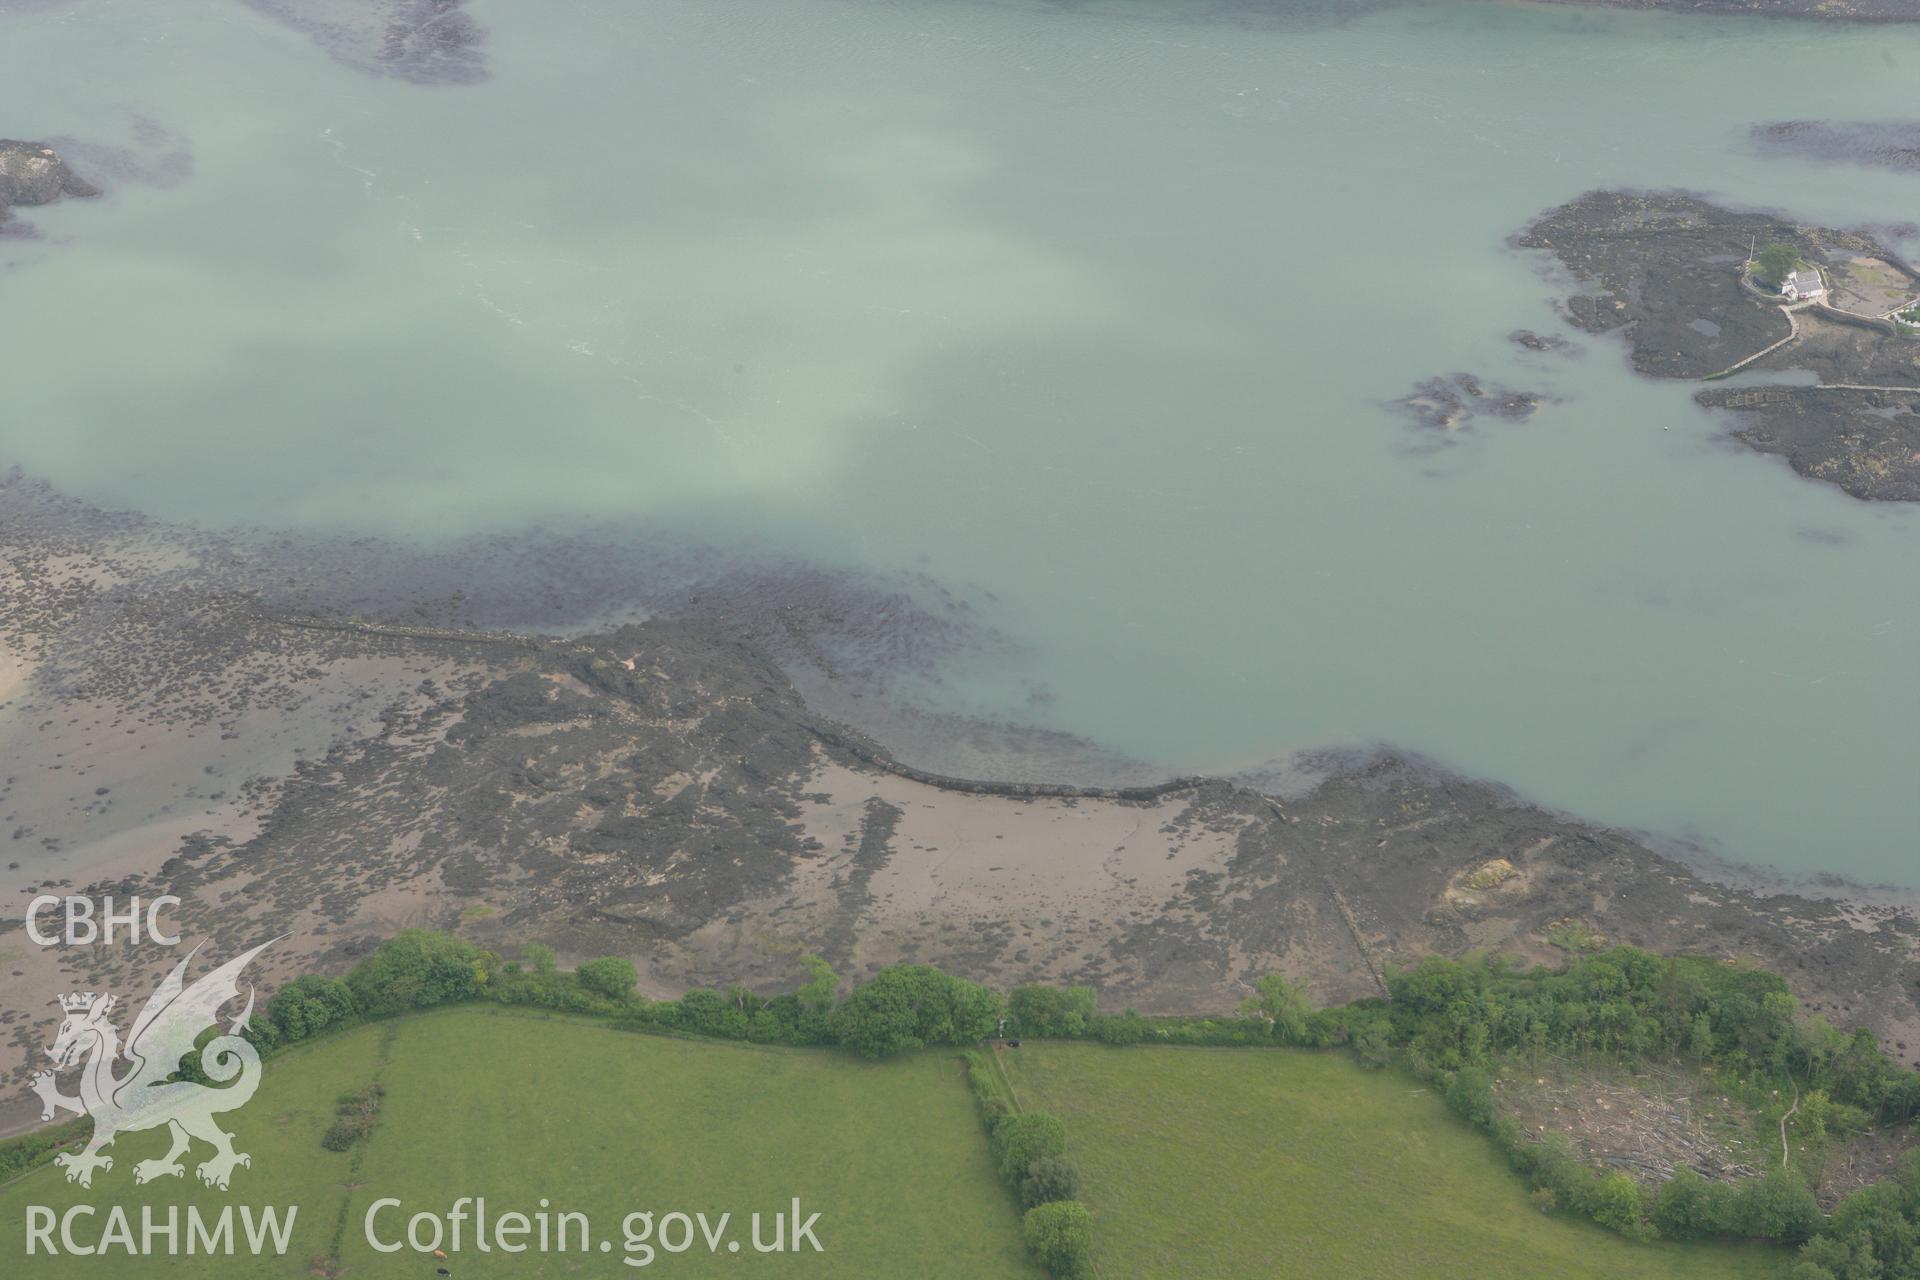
{"left": 31, "top": 938, "right": 278, "bottom": 1191}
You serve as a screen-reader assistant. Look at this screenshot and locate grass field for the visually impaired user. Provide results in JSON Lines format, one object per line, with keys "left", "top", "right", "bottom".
{"left": 0, "top": 1007, "right": 1039, "bottom": 1277}
{"left": 998, "top": 1041, "right": 1785, "bottom": 1280}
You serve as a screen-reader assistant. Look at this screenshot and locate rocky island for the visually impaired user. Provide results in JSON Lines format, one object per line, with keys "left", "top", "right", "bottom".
{"left": 1519, "top": 189, "right": 1920, "bottom": 500}
{"left": 0, "top": 140, "right": 96, "bottom": 229}
{"left": 1391, "top": 372, "right": 1546, "bottom": 434}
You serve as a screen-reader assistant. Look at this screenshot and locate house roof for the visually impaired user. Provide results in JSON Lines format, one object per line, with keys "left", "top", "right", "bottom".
{"left": 1783, "top": 270, "right": 1824, "bottom": 294}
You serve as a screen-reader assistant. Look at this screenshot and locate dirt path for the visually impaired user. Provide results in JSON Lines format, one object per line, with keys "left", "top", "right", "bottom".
{"left": 988, "top": 1042, "right": 1026, "bottom": 1115}
{"left": 1780, "top": 1077, "right": 1801, "bottom": 1170}
{"left": 1697, "top": 301, "right": 1916, "bottom": 390}
{"left": 1703, "top": 302, "right": 1807, "bottom": 380}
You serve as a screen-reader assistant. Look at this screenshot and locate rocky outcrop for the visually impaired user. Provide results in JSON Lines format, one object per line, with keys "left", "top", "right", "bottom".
{"left": 1753, "top": 121, "right": 1920, "bottom": 174}
{"left": 239, "top": 0, "right": 489, "bottom": 85}
{"left": 1548, "top": 0, "right": 1920, "bottom": 21}
{"left": 1390, "top": 372, "right": 1546, "bottom": 433}
{"left": 0, "top": 140, "right": 97, "bottom": 224}
{"left": 1515, "top": 190, "right": 1804, "bottom": 380}
{"left": 1698, "top": 385, "right": 1920, "bottom": 503}
{"left": 1519, "top": 189, "right": 1920, "bottom": 500}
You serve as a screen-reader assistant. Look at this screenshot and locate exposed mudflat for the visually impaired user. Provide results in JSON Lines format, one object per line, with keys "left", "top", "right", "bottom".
{"left": 1519, "top": 189, "right": 1920, "bottom": 499}
{"left": 4, "top": 472, "right": 1917, "bottom": 1139}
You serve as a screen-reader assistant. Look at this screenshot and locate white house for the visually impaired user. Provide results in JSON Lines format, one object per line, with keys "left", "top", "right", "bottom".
{"left": 1780, "top": 269, "right": 1826, "bottom": 302}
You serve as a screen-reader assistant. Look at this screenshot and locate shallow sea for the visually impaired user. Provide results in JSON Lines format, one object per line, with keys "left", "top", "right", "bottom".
{"left": 3, "top": 0, "right": 1917, "bottom": 880}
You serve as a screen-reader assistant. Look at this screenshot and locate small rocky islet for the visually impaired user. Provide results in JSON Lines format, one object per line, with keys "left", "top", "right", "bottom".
{"left": 1518, "top": 189, "right": 1920, "bottom": 501}
{"left": 0, "top": 139, "right": 96, "bottom": 229}
{"left": 1390, "top": 372, "right": 1547, "bottom": 434}
{"left": 1546, "top": 0, "right": 1920, "bottom": 20}
{"left": 1752, "top": 121, "right": 1920, "bottom": 174}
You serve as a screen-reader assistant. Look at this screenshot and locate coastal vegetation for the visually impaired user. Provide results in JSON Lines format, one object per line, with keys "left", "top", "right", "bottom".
{"left": 1754, "top": 243, "right": 1805, "bottom": 289}
{"left": 8, "top": 930, "right": 1920, "bottom": 1275}
{"left": 959, "top": 1051, "right": 1094, "bottom": 1276}
{"left": 998, "top": 1041, "right": 1775, "bottom": 1279}
{"left": 9, "top": 11, "right": 1920, "bottom": 1280}
{"left": 1375, "top": 951, "right": 1917, "bottom": 1251}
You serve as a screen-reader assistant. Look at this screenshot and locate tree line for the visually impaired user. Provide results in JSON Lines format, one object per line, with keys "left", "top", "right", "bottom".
{"left": 13, "top": 928, "right": 1920, "bottom": 1275}
{"left": 961, "top": 1051, "right": 1093, "bottom": 1278}
{"left": 240, "top": 930, "right": 1006, "bottom": 1059}
{"left": 242, "top": 931, "right": 1097, "bottom": 1275}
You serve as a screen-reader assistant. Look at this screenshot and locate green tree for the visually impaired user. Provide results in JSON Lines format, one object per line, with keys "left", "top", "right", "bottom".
{"left": 1019, "top": 1154, "right": 1082, "bottom": 1209}
{"left": 1090, "top": 1009, "right": 1148, "bottom": 1045}
{"left": 833, "top": 965, "right": 1001, "bottom": 1058}
{"left": 267, "top": 974, "right": 357, "bottom": 1043}
{"left": 1353, "top": 1022, "right": 1394, "bottom": 1069}
{"left": 1238, "top": 973, "right": 1312, "bottom": 1043}
{"left": 1799, "top": 1089, "right": 1833, "bottom": 1145}
{"left": 345, "top": 930, "right": 492, "bottom": 1016}
{"left": 1687, "top": 1011, "right": 1714, "bottom": 1063}
{"left": 992, "top": 1112, "right": 1068, "bottom": 1184}
{"left": 1736, "top": 1168, "right": 1822, "bottom": 1243}
{"left": 1022, "top": 1200, "right": 1093, "bottom": 1280}
{"left": 1590, "top": 1172, "right": 1646, "bottom": 1236}
{"left": 1756, "top": 243, "right": 1801, "bottom": 286}
{"left": 576, "top": 956, "right": 638, "bottom": 1001}
{"left": 1794, "top": 1233, "right": 1879, "bottom": 1280}
{"left": 1526, "top": 1018, "right": 1550, "bottom": 1071}
{"left": 677, "top": 988, "right": 750, "bottom": 1039}
{"left": 1811, "top": 1195, "right": 1920, "bottom": 1279}
{"left": 1008, "top": 985, "right": 1097, "bottom": 1037}
{"left": 1651, "top": 1168, "right": 1725, "bottom": 1240}
{"left": 796, "top": 955, "right": 838, "bottom": 1013}
{"left": 1445, "top": 1064, "right": 1495, "bottom": 1129}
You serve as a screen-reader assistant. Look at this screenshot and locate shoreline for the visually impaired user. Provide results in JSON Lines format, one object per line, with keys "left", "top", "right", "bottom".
{"left": 2, "top": 468, "right": 1917, "bottom": 1137}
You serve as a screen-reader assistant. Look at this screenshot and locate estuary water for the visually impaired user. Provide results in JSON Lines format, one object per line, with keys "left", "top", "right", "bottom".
{"left": 2, "top": 0, "right": 1917, "bottom": 881}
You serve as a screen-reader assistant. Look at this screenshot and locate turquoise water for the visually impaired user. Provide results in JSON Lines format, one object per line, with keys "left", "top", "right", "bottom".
{"left": 3, "top": 0, "right": 1917, "bottom": 880}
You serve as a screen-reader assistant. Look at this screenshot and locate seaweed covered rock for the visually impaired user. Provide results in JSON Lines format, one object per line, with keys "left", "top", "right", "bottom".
{"left": 1519, "top": 189, "right": 1920, "bottom": 501}
{"left": 0, "top": 140, "right": 98, "bottom": 222}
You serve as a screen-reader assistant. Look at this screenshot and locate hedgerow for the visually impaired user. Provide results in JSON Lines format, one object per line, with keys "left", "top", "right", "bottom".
{"left": 9, "top": 929, "right": 1918, "bottom": 1275}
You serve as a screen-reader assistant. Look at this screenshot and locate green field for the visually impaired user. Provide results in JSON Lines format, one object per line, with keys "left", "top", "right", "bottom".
{"left": 1, "top": 1007, "right": 1039, "bottom": 1277}
{"left": 2, "top": 1012, "right": 1802, "bottom": 1278}
{"left": 998, "top": 1041, "right": 1784, "bottom": 1280}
